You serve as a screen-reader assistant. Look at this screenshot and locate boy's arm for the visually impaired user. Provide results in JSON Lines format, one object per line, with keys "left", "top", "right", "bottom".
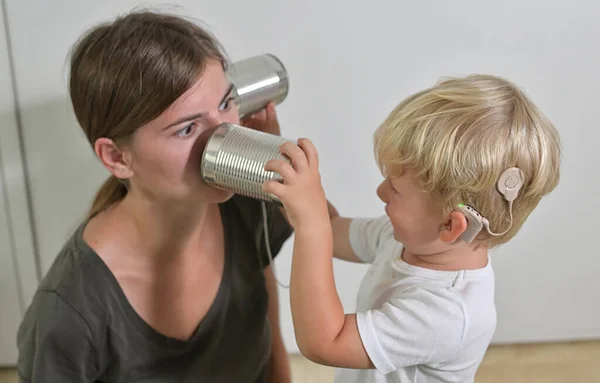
{"left": 291, "top": 220, "right": 464, "bottom": 372}
{"left": 280, "top": 202, "right": 364, "bottom": 263}
{"left": 290, "top": 219, "right": 375, "bottom": 369}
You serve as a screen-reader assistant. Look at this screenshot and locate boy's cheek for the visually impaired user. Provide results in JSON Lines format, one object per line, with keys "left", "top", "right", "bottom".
{"left": 389, "top": 220, "right": 407, "bottom": 241}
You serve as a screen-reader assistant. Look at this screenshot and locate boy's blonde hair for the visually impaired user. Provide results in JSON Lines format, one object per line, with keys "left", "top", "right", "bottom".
{"left": 374, "top": 74, "right": 561, "bottom": 247}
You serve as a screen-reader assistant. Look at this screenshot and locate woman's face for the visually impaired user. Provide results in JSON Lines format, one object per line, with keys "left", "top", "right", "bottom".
{"left": 124, "top": 59, "right": 240, "bottom": 205}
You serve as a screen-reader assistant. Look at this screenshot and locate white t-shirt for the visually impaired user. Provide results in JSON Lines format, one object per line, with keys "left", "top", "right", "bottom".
{"left": 334, "top": 216, "right": 497, "bottom": 383}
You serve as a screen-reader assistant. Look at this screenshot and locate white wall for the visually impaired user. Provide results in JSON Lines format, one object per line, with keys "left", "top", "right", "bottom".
{"left": 0, "top": 0, "right": 38, "bottom": 365}
{"left": 1, "top": 0, "right": 599, "bottom": 359}
{"left": 0, "top": 170, "right": 21, "bottom": 366}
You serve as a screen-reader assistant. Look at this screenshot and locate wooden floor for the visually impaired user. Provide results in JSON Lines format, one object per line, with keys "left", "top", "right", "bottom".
{"left": 1, "top": 341, "right": 599, "bottom": 382}
{"left": 290, "top": 340, "right": 600, "bottom": 383}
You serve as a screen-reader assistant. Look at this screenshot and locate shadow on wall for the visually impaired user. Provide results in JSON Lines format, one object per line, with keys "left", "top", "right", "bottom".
{"left": 4, "top": 95, "right": 107, "bottom": 275}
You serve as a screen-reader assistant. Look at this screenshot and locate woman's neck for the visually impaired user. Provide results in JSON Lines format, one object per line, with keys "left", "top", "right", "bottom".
{"left": 109, "top": 193, "right": 221, "bottom": 261}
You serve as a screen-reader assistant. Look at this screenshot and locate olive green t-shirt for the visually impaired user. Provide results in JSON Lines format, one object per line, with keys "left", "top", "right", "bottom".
{"left": 16, "top": 195, "right": 293, "bottom": 382}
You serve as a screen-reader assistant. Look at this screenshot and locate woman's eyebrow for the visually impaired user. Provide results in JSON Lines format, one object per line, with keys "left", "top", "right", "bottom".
{"left": 218, "top": 84, "right": 234, "bottom": 109}
{"left": 163, "top": 112, "right": 205, "bottom": 130}
{"left": 163, "top": 84, "right": 235, "bottom": 130}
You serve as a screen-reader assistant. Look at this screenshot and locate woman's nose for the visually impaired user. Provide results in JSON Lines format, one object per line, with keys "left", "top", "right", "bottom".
{"left": 204, "top": 112, "right": 223, "bottom": 128}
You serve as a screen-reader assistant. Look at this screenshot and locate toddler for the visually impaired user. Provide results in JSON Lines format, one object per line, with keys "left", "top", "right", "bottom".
{"left": 264, "top": 74, "right": 561, "bottom": 382}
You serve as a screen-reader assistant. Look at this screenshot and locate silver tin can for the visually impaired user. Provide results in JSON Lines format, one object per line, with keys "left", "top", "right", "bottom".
{"left": 227, "top": 54, "right": 289, "bottom": 118}
{"left": 201, "top": 123, "right": 293, "bottom": 204}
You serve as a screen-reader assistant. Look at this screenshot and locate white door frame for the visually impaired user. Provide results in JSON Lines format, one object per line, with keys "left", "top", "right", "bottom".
{"left": 0, "top": 0, "right": 39, "bottom": 312}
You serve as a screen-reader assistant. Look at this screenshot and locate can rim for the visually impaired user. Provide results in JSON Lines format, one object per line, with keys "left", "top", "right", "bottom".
{"left": 265, "top": 53, "right": 290, "bottom": 102}
{"left": 200, "top": 123, "right": 232, "bottom": 184}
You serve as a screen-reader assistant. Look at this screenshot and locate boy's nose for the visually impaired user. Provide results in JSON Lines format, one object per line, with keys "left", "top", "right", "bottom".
{"left": 377, "top": 181, "right": 388, "bottom": 203}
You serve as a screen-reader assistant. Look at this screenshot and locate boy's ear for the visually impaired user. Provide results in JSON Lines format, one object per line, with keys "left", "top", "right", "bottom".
{"left": 439, "top": 211, "right": 468, "bottom": 243}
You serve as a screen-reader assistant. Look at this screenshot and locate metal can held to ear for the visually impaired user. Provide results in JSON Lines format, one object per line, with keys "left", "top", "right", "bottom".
{"left": 201, "top": 123, "right": 293, "bottom": 204}
{"left": 227, "top": 53, "right": 289, "bottom": 118}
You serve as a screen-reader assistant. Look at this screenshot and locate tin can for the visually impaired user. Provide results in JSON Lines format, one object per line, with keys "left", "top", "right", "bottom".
{"left": 227, "top": 53, "right": 289, "bottom": 118}
{"left": 201, "top": 123, "right": 293, "bottom": 204}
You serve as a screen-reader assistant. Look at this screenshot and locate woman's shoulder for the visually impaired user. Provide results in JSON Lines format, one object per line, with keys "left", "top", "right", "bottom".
{"left": 223, "top": 194, "right": 293, "bottom": 263}
{"left": 17, "top": 240, "right": 102, "bottom": 381}
{"left": 28, "top": 222, "right": 114, "bottom": 331}
{"left": 224, "top": 193, "right": 261, "bottom": 216}
{"left": 224, "top": 194, "right": 290, "bottom": 231}
{"left": 38, "top": 224, "right": 98, "bottom": 287}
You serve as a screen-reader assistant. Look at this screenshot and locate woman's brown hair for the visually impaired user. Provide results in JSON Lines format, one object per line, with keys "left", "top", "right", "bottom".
{"left": 68, "top": 10, "right": 227, "bottom": 219}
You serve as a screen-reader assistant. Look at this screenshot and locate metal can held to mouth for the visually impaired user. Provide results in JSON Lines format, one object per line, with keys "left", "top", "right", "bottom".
{"left": 226, "top": 53, "right": 289, "bottom": 118}
{"left": 201, "top": 123, "right": 293, "bottom": 204}
{"left": 200, "top": 53, "right": 291, "bottom": 203}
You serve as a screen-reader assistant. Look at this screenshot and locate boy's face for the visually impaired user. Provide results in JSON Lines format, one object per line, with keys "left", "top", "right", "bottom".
{"left": 377, "top": 169, "right": 450, "bottom": 254}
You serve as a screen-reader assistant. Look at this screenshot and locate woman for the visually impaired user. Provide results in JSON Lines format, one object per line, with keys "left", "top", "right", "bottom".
{"left": 16, "top": 10, "right": 293, "bottom": 383}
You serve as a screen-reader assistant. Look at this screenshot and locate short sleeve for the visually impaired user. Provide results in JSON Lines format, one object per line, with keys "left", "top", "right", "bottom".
{"left": 230, "top": 195, "right": 294, "bottom": 268}
{"left": 257, "top": 200, "right": 294, "bottom": 267}
{"left": 349, "top": 215, "right": 394, "bottom": 263}
{"left": 355, "top": 287, "right": 465, "bottom": 374}
{"left": 17, "top": 291, "right": 99, "bottom": 382}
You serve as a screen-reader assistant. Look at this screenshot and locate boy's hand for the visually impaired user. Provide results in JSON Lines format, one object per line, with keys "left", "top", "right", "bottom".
{"left": 262, "top": 139, "right": 329, "bottom": 230}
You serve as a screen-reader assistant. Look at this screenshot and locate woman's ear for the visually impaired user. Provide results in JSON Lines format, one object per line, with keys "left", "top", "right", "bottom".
{"left": 94, "top": 138, "right": 134, "bottom": 180}
{"left": 439, "top": 210, "right": 468, "bottom": 243}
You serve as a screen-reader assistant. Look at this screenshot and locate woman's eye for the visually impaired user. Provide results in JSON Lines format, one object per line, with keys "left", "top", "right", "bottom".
{"left": 176, "top": 123, "right": 195, "bottom": 138}
{"left": 219, "top": 97, "right": 235, "bottom": 111}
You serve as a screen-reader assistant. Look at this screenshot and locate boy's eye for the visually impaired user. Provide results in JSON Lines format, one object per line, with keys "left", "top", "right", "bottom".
{"left": 176, "top": 123, "right": 195, "bottom": 138}
{"left": 388, "top": 179, "right": 400, "bottom": 193}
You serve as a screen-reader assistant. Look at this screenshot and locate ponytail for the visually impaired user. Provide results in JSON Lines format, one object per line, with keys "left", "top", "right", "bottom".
{"left": 87, "top": 175, "right": 128, "bottom": 219}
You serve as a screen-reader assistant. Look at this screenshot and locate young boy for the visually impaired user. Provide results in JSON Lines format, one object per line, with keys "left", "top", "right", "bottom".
{"left": 264, "top": 74, "right": 561, "bottom": 382}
